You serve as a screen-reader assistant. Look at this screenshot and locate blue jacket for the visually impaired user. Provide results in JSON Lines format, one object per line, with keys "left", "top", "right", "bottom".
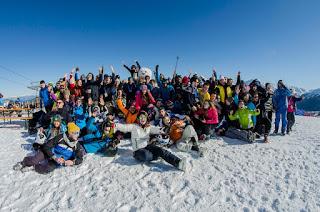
{"left": 0, "top": 98, "right": 4, "bottom": 106}
{"left": 155, "top": 68, "right": 175, "bottom": 102}
{"left": 247, "top": 101, "right": 257, "bottom": 126}
{"left": 39, "top": 87, "right": 51, "bottom": 107}
{"left": 82, "top": 117, "right": 102, "bottom": 142}
{"left": 273, "top": 88, "right": 291, "bottom": 111}
{"left": 73, "top": 106, "right": 88, "bottom": 129}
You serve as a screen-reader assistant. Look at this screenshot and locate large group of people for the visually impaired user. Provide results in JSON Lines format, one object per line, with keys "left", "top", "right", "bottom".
{"left": 13, "top": 61, "right": 304, "bottom": 173}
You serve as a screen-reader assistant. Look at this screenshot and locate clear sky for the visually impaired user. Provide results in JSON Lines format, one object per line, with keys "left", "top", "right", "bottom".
{"left": 0, "top": 0, "right": 319, "bottom": 97}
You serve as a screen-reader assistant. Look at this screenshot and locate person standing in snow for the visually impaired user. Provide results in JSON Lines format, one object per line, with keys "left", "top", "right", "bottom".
{"left": 39, "top": 80, "right": 53, "bottom": 113}
{"left": 272, "top": 80, "right": 291, "bottom": 135}
{"left": 287, "top": 88, "right": 304, "bottom": 134}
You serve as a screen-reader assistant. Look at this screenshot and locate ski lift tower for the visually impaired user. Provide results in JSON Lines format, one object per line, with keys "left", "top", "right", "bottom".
{"left": 27, "top": 81, "right": 40, "bottom": 97}
{"left": 27, "top": 81, "right": 40, "bottom": 107}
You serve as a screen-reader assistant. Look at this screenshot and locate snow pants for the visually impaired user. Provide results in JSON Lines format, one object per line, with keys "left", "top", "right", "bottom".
{"left": 176, "top": 125, "right": 199, "bottom": 152}
{"left": 133, "top": 145, "right": 182, "bottom": 168}
{"left": 225, "top": 127, "right": 254, "bottom": 142}
{"left": 254, "top": 117, "right": 272, "bottom": 136}
{"left": 22, "top": 150, "right": 56, "bottom": 174}
{"left": 275, "top": 109, "right": 287, "bottom": 133}
{"left": 287, "top": 112, "right": 295, "bottom": 133}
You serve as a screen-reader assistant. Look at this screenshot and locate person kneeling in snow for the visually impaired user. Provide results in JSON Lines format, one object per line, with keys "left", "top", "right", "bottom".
{"left": 114, "top": 111, "right": 187, "bottom": 171}
{"left": 226, "top": 100, "right": 260, "bottom": 143}
{"left": 13, "top": 123, "right": 84, "bottom": 174}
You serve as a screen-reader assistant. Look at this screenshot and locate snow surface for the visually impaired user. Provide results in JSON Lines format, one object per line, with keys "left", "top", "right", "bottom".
{"left": 1, "top": 116, "right": 320, "bottom": 212}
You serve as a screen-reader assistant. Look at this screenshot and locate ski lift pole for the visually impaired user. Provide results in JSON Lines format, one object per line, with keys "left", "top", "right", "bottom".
{"left": 173, "top": 56, "right": 179, "bottom": 78}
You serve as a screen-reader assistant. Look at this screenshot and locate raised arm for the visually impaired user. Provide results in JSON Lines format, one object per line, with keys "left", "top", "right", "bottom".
{"left": 236, "top": 71, "right": 241, "bottom": 86}
{"left": 135, "top": 60, "right": 141, "bottom": 70}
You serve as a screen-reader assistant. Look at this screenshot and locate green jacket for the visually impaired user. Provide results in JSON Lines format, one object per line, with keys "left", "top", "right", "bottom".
{"left": 229, "top": 107, "right": 260, "bottom": 129}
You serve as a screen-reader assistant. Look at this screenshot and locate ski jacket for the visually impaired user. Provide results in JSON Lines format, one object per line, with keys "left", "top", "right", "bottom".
{"left": 41, "top": 133, "right": 83, "bottom": 165}
{"left": 229, "top": 107, "right": 260, "bottom": 129}
{"left": 287, "top": 96, "right": 303, "bottom": 113}
{"left": 272, "top": 87, "right": 291, "bottom": 111}
{"left": 72, "top": 105, "right": 88, "bottom": 129}
{"left": 135, "top": 90, "right": 156, "bottom": 111}
{"left": 39, "top": 87, "right": 51, "bottom": 107}
{"left": 116, "top": 99, "right": 139, "bottom": 124}
{"left": 197, "top": 88, "right": 211, "bottom": 104}
{"left": 115, "top": 123, "right": 163, "bottom": 151}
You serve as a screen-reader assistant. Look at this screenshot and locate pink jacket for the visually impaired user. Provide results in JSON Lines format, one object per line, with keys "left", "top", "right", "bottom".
{"left": 195, "top": 107, "right": 219, "bottom": 125}
{"left": 135, "top": 90, "right": 156, "bottom": 111}
{"left": 205, "top": 107, "right": 219, "bottom": 124}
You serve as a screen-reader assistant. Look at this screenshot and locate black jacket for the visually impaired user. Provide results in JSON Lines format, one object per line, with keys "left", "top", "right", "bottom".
{"left": 41, "top": 133, "right": 83, "bottom": 165}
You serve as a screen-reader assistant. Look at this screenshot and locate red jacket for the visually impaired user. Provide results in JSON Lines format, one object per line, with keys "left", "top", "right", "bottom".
{"left": 195, "top": 107, "right": 219, "bottom": 125}
{"left": 135, "top": 90, "right": 156, "bottom": 111}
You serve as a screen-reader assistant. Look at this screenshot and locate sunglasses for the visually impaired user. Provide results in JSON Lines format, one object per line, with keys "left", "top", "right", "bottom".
{"left": 57, "top": 101, "right": 64, "bottom": 104}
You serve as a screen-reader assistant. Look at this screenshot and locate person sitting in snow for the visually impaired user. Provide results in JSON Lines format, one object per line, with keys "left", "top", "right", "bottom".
{"left": 225, "top": 100, "right": 260, "bottom": 142}
{"left": 114, "top": 111, "right": 187, "bottom": 171}
{"left": 80, "top": 106, "right": 102, "bottom": 143}
{"left": 116, "top": 94, "right": 139, "bottom": 124}
{"left": 44, "top": 114, "right": 66, "bottom": 140}
{"left": 72, "top": 97, "right": 88, "bottom": 133}
{"left": 14, "top": 122, "right": 84, "bottom": 174}
{"left": 167, "top": 117, "right": 204, "bottom": 156}
{"left": 81, "top": 120, "right": 120, "bottom": 156}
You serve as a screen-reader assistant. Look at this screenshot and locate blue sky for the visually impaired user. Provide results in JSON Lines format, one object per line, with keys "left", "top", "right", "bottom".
{"left": 0, "top": 0, "right": 319, "bottom": 97}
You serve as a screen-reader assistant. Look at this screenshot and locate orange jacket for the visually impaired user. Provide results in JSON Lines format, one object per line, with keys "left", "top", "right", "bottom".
{"left": 116, "top": 99, "right": 138, "bottom": 124}
{"left": 169, "top": 120, "right": 185, "bottom": 142}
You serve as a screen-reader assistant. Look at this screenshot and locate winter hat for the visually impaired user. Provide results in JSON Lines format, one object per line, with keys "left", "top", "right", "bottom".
{"left": 219, "top": 75, "right": 225, "bottom": 81}
{"left": 91, "top": 105, "right": 100, "bottom": 113}
{"left": 182, "top": 76, "right": 189, "bottom": 84}
{"left": 67, "top": 122, "right": 80, "bottom": 134}
{"left": 51, "top": 115, "right": 62, "bottom": 123}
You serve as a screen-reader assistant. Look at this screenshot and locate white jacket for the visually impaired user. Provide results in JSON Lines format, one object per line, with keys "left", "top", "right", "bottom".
{"left": 115, "top": 123, "right": 163, "bottom": 151}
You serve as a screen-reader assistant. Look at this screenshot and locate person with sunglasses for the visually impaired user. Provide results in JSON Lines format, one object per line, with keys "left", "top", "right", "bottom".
{"left": 40, "top": 99, "right": 72, "bottom": 130}
{"left": 13, "top": 123, "right": 84, "bottom": 174}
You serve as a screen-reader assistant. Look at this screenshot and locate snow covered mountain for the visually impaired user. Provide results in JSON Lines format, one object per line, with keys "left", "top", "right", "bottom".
{"left": 245, "top": 79, "right": 307, "bottom": 95}
{"left": 4, "top": 95, "right": 36, "bottom": 102}
{"left": 297, "top": 88, "right": 320, "bottom": 111}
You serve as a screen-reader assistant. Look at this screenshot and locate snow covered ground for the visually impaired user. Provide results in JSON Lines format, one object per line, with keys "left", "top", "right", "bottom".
{"left": 0, "top": 116, "right": 319, "bottom": 212}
